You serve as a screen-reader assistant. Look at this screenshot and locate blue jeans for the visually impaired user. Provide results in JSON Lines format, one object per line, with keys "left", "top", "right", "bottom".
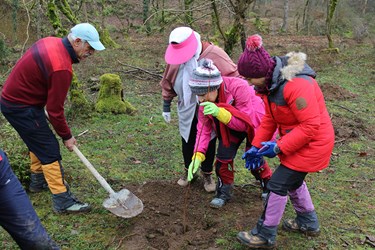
{"left": 0, "top": 150, "right": 60, "bottom": 249}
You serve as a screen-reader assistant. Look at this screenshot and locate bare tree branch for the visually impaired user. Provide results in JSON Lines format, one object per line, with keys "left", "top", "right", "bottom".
{"left": 117, "top": 60, "right": 163, "bottom": 79}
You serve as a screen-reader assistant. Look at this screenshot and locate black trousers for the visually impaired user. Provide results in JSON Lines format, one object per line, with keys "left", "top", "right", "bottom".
{"left": 267, "top": 164, "right": 307, "bottom": 196}
{"left": 1, "top": 100, "right": 61, "bottom": 164}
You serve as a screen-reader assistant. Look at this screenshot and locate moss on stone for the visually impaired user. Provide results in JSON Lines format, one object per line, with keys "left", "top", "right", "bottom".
{"left": 68, "top": 73, "right": 92, "bottom": 116}
{"left": 95, "top": 73, "right": 136, "bottom": 114}
{"left": 100, "top": 28, "right": 121, "bottom": 49}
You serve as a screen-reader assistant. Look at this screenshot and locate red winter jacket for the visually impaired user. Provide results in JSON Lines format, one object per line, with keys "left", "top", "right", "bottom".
{"left": 252, "top": 52, "right": 335, "bottom": 173}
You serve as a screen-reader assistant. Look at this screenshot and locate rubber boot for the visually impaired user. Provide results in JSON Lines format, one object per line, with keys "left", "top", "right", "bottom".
{"left": 283, "top": 181, "right": 320, "bottom": 236}
{"left": 53, "top": 190, "right": 91, "bottom": 214}
{"left": 41, "top": 161, "right": 91, "bottom": 214}
{"left": 29, "top": 173, "right": 49, "bottom": 193}
{"left": 210, "top": 183, "right": 232, "bottom": 208}
{"left": 29, "top": 152, "right": 48, "bottom": 193}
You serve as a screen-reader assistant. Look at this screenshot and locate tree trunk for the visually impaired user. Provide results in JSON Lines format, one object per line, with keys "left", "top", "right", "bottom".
{"left": 302, "top": 0, "right": 310, "bottom": 34}
{"left": 143, "top": 0, "right": 151, "bottom": 34}
{"left": 12, "top": 0, "right": 19, "bottom": 43}
{"left": 55, "top": 0, "right": 78, "bottom": 24}
{"left": 252, "top": 0, "right": 257, "bottom": 11}
{"left": 47, "top": 0, "right": 67, "bottom": 37}
{"left": 184, "top": 0, "right": 194, "bottom": 26}
{"left": 212, "top": 0, "right": 254, "bottom": 55}
{"left": 36, "top": 0, "right": 42, "bottom": 39}
{"left": 82, "top": 0, "right": 88, "bottom": 22}
{"left": 326, "top": 0, "right": 339, "bottom": 51}
{"left": 362, "top": 0, "right": 368, "bottom": 15}
{"left": 281, "top": 0, "right": 289, "bottom": 32}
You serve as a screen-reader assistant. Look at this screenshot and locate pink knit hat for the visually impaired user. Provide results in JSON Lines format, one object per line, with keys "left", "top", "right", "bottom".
{"left": 237, "top": 34, "right": 275, "bottom": 78}
{"left": 165, "top": 27, "right": 198, "bottom": 65}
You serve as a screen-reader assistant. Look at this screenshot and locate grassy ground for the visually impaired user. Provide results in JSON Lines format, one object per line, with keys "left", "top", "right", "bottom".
{"left": 0, "top": 33, "right": 374, "bottom": 249}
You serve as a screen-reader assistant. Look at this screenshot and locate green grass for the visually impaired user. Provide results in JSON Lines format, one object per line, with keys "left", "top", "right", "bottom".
{"left": 0, "top": 38, "right": 374, "bottom": 249}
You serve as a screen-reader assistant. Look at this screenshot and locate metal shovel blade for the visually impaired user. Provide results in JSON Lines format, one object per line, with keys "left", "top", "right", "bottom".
{"left": 71, "top": 145, "right": 143, "bottom": 218}
{"left": 102, "top": 189, "right": 143, "bottom": 218}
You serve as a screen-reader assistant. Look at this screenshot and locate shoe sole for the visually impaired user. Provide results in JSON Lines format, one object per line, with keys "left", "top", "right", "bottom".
{"left": 177, "top": 181, "right": 189, "bottom": 187}
{"left": 209, "top": 204, "right": 223, "bottom": 209}
{"left": 209, "top": 200, "right": 227, "bottom": 209}
{"left": 54, "top": 207, "right": 92, "bottom": 214}
{"left": 236, "top": 235, "right": 276, "bottom": 249}
{"left": 28, "top": 187, "right": 49, "bottom": 193}
{"left": 282, "top": 224, "right": 320, "bottom": 237}
{"left": 204, "top": 186, "right": 216, "bottom": 193}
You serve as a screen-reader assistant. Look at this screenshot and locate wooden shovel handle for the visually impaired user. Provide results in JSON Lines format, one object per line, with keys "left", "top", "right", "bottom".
{"left": 72, "top": 145, "right": 116, "bottom": 196}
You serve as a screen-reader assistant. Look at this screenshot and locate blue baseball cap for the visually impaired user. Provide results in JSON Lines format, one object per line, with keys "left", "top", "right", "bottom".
{"left": 71, "top": 23, "right": 105, "bottom": 51}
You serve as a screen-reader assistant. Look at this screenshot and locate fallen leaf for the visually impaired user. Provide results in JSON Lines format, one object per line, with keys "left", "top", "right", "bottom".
{"left": 359, "top": 152, "right": 367, "bottom": 157}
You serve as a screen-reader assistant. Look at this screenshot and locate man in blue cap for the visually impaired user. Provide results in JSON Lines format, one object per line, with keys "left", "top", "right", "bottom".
{"left": 0, "top": 23, "right": 105, "bottom": 213}
{"left": 0, "top": 148, "right": 60, "bottom": 249}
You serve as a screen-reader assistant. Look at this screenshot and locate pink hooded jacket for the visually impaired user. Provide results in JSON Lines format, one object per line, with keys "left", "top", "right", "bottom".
{"left": 195, "top": 76, "right": 265, "bottom": 154}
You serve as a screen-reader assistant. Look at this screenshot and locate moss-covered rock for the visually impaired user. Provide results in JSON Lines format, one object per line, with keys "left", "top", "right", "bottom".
{"left": 67, "top": 73, "right": 92, "bottom": 118}
{"left": 95, "top": 73, "right": 136, "bottom": 114}
{"left": 101, "top": 28, "right": 121, "bottom": 49}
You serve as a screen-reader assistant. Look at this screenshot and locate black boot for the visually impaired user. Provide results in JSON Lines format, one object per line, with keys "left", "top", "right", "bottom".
{"left": 29, "top": 173, "right": 48, "bottom": 193}
{"left": 210, "top": 184, "right": 232, "bottom": 208}
{"left": 53, "top": 190, "right": 91, "bottom": 214}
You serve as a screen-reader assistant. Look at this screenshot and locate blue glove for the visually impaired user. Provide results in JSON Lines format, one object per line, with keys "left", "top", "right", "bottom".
{"left": 256, "top": 141, "right": 280, "bottom": 158}
{"left": 242, "top": 146, "right": 259, "bottom": 159}
{"left": 245, "top": 156, "right": 265, "bottom": 171}
{"left": 242, "top": 146, "right": 264, "bottom": 171}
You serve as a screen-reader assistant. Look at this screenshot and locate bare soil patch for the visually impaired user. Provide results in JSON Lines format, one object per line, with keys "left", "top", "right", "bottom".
{"left": 320, "top": 82, "right": 357, "bottom": 101}
{"left": 319, "top": 83, "right": 374, "bottom": 142}
{"left": 116, "top": 179, "right": 263, "bottom": 249}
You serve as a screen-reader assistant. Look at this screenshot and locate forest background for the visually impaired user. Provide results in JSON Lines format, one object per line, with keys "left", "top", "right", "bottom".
{"left": 0, "top": 0, "right": 374, "bottom": 249}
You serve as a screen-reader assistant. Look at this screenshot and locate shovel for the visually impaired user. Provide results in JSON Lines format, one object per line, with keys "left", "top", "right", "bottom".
{"left": 72, "top": 145, "right": 143, "bottom": 218}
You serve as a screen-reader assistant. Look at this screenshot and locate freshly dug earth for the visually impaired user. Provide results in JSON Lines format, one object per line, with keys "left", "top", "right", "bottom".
{"left": 116, "top": 179, "right": 263, "bottom": 249}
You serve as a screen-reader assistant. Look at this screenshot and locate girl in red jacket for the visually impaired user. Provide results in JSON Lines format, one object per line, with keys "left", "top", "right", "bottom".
{"left": 236, "top": 34, "right": 335, "bottom": 248}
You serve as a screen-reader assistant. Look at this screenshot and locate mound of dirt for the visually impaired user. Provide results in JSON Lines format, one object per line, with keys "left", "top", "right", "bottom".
{"left": 332, "top": 115, "right": 375, "bottom": 142}
{"left": 118, "top": 180, "right": 263, "bottom": 249}
{"left": 320, "top": 82, "right": 357, "bottom": 101}
{"left": 319, "top": 83, "right": 374, "bottom": 142}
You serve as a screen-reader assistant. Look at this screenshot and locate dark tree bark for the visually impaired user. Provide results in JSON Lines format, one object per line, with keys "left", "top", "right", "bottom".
{"left": 281, "top": 0, "right": 289, "bottom": 32}
{"left": 212, "top": 0, "right": 254, "bottom": 55}
{"left": 325, "top": 0, "right": 339, "bottom": 52}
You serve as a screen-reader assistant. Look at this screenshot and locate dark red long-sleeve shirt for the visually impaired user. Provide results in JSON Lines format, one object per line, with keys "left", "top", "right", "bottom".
{"left": 1, "top": 37, "right": 79, "bottom": 140}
